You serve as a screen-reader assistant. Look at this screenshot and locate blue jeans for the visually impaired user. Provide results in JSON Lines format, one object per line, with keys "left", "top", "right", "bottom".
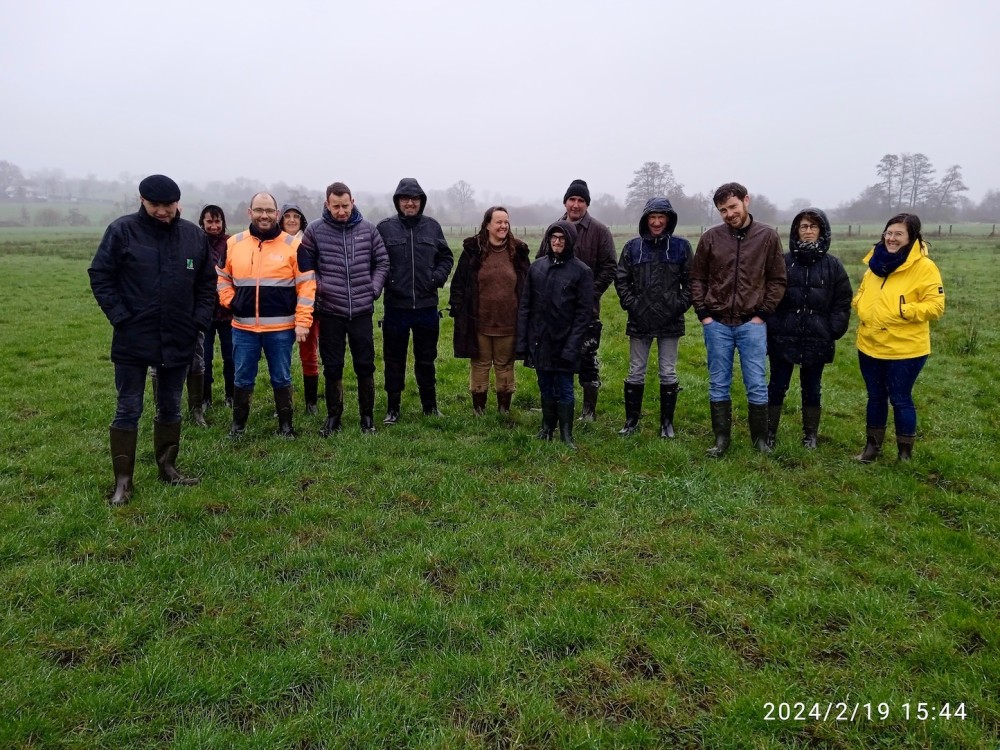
{"left": 703, "top": 320, "right": 768, "bottom": 404}
{"left": 113, "top": 363, "right": 186, "bottom": 429}
{"left": 858, "top": 351, "right": 927, "bottom": 435}
{"left": 768, "top": 357, "right": 825, "bottom": 408}
{"left": 204, "top": 320, "right": 234, "bottom": 401}
{"left": 537, "top": 371, "right": 575, "bottom": 404}
{"left": 232, "top": 328, "right": 295, "bottom": 390}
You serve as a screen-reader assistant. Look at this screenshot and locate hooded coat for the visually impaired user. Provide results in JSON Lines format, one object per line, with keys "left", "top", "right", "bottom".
{"left": 89, "top": 206, "right": 216, "bottom": 367}
{"left": 766, "top": 208, "right": 853, "bottom": 365}
{"left": 376, "top": 178, "right": 454, "bottom": 310}
{"left": 614, "top": 197, "right": 693, "bottom": 338}
{"left": 515, "top": 221, "right": 595, "bottom": 372}
{"left": 279, "top": 203, "right": 308, "bottom": 239}
{"left": 299, "top": 204, "right": 389, "bottom": 320}
{"left": 449, "top": 233, "right": 531, "bottom": 358}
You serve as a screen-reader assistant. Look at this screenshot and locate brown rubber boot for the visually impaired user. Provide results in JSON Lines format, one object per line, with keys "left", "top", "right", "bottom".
{"left": 496, "top": 391, "right": 513, "bottom": 414}
{"left": 188, "top": 371, "right": 208, "bottom": 428}
{"left": 108, "top": 426, "right": 137, "bottom": 506}
{"left": 153, "top": 420, "right": 199, "bottom": 486}
{"left": 855, "top": 427, "right": 886, "bottom": 463}
{"left": 471, "top": 391, "right": 487, "bottom": 416}
{"left": 897, "top": 434, "right": 915, "bottom": 461}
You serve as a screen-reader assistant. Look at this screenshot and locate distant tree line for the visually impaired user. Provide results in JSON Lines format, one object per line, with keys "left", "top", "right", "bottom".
{"left": 1, "top": 156, "right": 997, "bottom": 228}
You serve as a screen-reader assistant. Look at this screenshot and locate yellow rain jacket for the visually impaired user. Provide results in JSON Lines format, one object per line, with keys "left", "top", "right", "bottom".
{"left": 852, "top": 240, "right": 944, "bottom": 359}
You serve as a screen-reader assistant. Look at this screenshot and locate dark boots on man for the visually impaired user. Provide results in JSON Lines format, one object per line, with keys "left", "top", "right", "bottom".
{"left": 229, "top": 387, "right": 252, "bottom": 438}
{"left": 320, "top": 379, "right": 343, "bottom": 436}
{"left": 706, "top": 400, "right": 732, "bottom": 458}
{"left": 618, "top": 382, "right": 643, "bottom": 436}
{"left": 659, "top": 383, "right": 679, "bottom": 439}
{"left": 153, "top": 420, "right": 199, "bottom": 486}
{"left": 274, "top": 385, "right": 295, "bottom": 438}
{"left": 108, "top": 426, "right": 137, "bottom": 506}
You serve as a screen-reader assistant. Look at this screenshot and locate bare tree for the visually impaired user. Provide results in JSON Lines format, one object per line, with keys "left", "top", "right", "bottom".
{"left": 908, "top": 153, "right": 936, "bottom": 208}
{"left": 932, "top": 164, "right": 968, "bottom": 212}
{"left": 446, "top": 180, "right": 475, "bottom": 223}
{"left": 0, "top": 160, "right": 25, "bottom": 193}
{"left": 876, "top": 154, "right": 900, "bottom": 211}
{"left": 625, "top": 161, "right": 682, "bottom": 214}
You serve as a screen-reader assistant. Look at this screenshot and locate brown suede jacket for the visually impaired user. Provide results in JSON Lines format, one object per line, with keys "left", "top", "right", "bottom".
{"left": 690, "top": 217, "right": 786, "bottom": 325}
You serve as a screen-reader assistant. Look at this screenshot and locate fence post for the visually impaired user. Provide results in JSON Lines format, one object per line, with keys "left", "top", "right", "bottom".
{"left": 848, "top": 225, "right": 852, "bottom": 237}
{"left": 949, "top": 225, "right": 953, "bottom": 235}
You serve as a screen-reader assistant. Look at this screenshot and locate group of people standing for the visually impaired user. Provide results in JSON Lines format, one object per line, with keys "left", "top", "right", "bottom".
{"left": 89, "top": 175, "right": 945, "bottom": 506}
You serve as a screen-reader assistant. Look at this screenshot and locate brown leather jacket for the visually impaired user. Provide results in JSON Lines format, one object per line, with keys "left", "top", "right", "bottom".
{"left": 690, "top": 217, "right": 786, "bottom": 325}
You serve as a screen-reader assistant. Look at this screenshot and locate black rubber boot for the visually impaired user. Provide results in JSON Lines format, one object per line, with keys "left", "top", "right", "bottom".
{"left": 420, "top": 385, "right": 442, "bottom": 417}
{"left": 537, "top": 399, "right": 557, "bottom": 440}
{"left": 579, "top": 384, "right": 599, "bottom": 422}
{"left": 897, "top": 434, "right": 915, "bottom": 461}
{"left": 472, "top": 391, "right": 487, "bottom": 416}
{"left": 320, "top": 379, "right": 343, "bottom": 436}
{"left": 855, "top": 427, "right": 885, "bottom": 463}
{"left": 383, "top": 391, "right": 401, "bottom": 424}
{"left": 274, "top": 385, "right": 295, "bottom": 438}
{"left": 359, "top": 376, "right": 376, "bottom": 434}
{"left": 229, "top": 387, "right": 252, "bottom": 438}
{"left": 557, "top": 402, "right": 577, "bottom": 449}
{"left": 496, "top": 391, "right": 513, "bottom": 414}
{"left": 801, "top": 405, "right": 821, "bottom": 450}
{"left": 108, "top": 426, "right": 137, "bottom": 507}
{"left": 766, "top": 403, "right": 783, "bottom": 449}
{"left": 153, "top": 420, "right": 199, "bottom": 486}
{"left": 618, "top": 382, "right": 643, "bottom": 436}
{"left": 188, "top": 371, "right": 208, "bottom": 427}
{"left": 706, "top": 400, "right": 732, "bottom": 458}
{"left": 748, "top": 403, "right": 772, "bottom": 453}
{"left": 659, "top": 383, "right": 679, "bottom": 439}
{"left": 303, "top": 375, "right": 319, "bottom": 416}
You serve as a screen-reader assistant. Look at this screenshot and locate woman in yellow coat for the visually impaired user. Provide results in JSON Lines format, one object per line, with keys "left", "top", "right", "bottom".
{"left": 852, "top": 213, "right": 944, "bottom": 462}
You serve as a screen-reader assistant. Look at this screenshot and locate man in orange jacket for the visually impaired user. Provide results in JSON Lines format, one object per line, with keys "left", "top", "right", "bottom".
{"left": 218, "top": 192, "right": 315, "bottom": 437}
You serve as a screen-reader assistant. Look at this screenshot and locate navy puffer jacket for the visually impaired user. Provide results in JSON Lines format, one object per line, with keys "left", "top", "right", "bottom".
{"left": 300, "top": 205, "right": 389, "bottom": 320}
{"left": 767, "top": 208, "right": 853, "bottom": 365}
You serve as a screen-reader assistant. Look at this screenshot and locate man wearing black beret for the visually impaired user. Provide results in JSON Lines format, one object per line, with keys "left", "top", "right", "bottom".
{"left": 537, "top": 179, "right": 617, "bottom": 421}
{"left": 89, "top": 174, "right": 217, "bottom": 506}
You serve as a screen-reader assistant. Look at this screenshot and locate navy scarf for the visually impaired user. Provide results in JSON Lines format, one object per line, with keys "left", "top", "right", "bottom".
{"left": 868, "top": 240, "right": 913, "bottom": 278}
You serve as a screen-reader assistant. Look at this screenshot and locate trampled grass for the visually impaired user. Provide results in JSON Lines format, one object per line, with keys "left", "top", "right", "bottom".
{"left": 0, "top": 232, "right": 998, "bottom": 748}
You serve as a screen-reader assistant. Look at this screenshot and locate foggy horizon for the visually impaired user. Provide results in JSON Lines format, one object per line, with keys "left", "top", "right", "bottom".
{"left": 3, "top": 0, "right": 997, "bottom": 211}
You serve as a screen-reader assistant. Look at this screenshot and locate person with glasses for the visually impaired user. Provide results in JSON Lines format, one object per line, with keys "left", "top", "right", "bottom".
{"left": 89, "top": 174, "right": 217, "bottom": 505}
{"left": 376, "top": 179, "right": 454, "bottom": 423}
{"left": 852, "top": 213, "right": 945, "bottom": 462}
{"left": 299, "top": 182, "right": 389, "bottom": 435}
{"left": 218, "top": 192, "right": 315, "bottom": 438}
{"left": 765, "top": 208, "right": 852, "bottom": 449}
{"left": 516, "top": 221, "right": 595, "bottom": 448}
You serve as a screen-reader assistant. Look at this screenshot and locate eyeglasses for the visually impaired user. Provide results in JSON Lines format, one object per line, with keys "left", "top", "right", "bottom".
{"left": 883, "top": 231, "right": 907, "bottom": 240}
{"left": 549, "top": 235, "right": 566, "bottom": 244}
{"left": 251, "top": 208, "right": 277, "bottom": 216}
{"left": 798, "top": 223, "right": 819, "bottom": 231}
{"left": 398, "top": 197, "right": 420, "bottom": 204}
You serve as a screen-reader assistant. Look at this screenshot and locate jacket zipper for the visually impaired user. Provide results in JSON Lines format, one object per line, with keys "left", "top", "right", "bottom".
{"left": 409, "top": 228, "right": 416, "bottom": 309}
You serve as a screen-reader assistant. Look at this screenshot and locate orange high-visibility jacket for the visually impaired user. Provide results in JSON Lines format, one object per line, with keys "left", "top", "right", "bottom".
{"left": 218, "top": 231, "right": 315, "bottom": 333}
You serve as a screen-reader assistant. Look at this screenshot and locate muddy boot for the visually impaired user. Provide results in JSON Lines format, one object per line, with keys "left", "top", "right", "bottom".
{"left": 748, "top": 403, "right": 772, "bottom": 453}
{"left": 359, "top": 376, "right": 376, "bottom": 434}
{"left": 420, "top": 385, "right": 442, "bottom": 417}
{"left": 618, "top": 382, "right": 643, "bottom": 436}
{"left": 766, "top": 403, "right": 783, "bottom": 449}
{"left": 537, "top": 399, "right": 557, "bottom": 440}
{"left": 706, "top": 400, "right": 732, "bottom": 458}
{"left": 496, "top": 391, "right": 513, "bottom": 415}
{"left": 320, "top": 379, "right": 343, "bottom": 436}
{"left": 659, "top": 383, "right": 679, "bottom": 439}
{"left": 557, "top": 402, "right": 577, "bottom": 449}
{"left": 108, "top": 426, "right": 137, "bottom": 507}
{"left": 229, "top": 387, "right": 252, "bottom": 438}
{"left": 383, "top": 391, "right": 401, "bottom": 425}
{"left": 579, "top": 384, "right": 599, "bottom": 422}
{"left": 855, "top": 427, "right": 885, "bottom": 463}
{"left": 153, "top": 420, "right": 199, "bottom": 486}
{"left": 187, "top": 371, "right": 208, "bottom": 428}
{"left": 303, "top": 375, "right": 319, "bottom": 416}
{"left": 801, "top": 405, "right": 821, "bottom": 450}
{"left": 274, "top": 385, "right": 295, "bottom": 438}
{"left": 471, "top": 391, "right": 487, "bottom": 416}
{"left": 897, "top": 434, "right": 915, "bottom": 461}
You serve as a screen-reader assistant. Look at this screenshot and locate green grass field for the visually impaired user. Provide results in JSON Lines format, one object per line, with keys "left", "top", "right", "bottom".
{"left": 1, "top": 231, "right": 998, "bottom": 749}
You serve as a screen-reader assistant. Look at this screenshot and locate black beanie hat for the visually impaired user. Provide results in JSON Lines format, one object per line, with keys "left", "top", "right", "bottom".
{"left": 563, "top": 179, "right": 591, "bottom": 206}
{"left": 139, "top": 174, "right": 181, "bottom": 203}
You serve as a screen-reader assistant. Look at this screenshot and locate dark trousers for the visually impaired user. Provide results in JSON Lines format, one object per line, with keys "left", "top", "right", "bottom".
{"left": 319, "top": 312, "right": 376, "bottom": 381}
{"left": 578, "top": 319, "right": 602, "bottom": 388}
{"left": 113, "top": 363, "right": 186, "bottom": 429}
{"left": 203, "top": 319, "right": 234, "bottom": 400}
{"left": 382, "top": 306, "right": 440, "bottom": 393}
{"left": 537, "top": 370, "right": 575, "bottom": 404}
{"left": 768, "top": 357, "right": 825, "bottom": 408}
{"left": 858, "top": 351, "right": 927, "bottom": 435}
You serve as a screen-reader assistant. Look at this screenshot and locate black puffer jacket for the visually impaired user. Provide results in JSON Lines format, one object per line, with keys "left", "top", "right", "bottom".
{"left": 767, "top": 208, "right": 853, "bottom": 365}
{"left": 515, "top": 221, "right": 595, "bottom": 373}
{"left": 376, "top": 178, "right": 454, "bottom": 310}
{"left": 89, "top": 206, "right": 216, "bottom": 367}
{"left": 614, "top": 197, "right": 693, "bottom": 338}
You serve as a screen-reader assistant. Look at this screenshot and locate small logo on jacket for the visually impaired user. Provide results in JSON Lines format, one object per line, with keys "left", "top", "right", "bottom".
{"left": 186, "top": 258, "right": 194, "bottom": 270}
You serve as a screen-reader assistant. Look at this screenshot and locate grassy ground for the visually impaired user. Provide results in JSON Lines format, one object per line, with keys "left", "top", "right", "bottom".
{"left": 0, "top": 231, "right": 997, "bottom": 748}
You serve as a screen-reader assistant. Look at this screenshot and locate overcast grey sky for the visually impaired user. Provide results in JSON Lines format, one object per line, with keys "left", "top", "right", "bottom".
{"left": 3, "top": 0, "right": 997, "bottom": 209}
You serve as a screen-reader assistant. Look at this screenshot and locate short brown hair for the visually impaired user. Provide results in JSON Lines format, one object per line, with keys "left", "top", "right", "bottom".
{"left": 713, "top": 182, "right": 748, "bottom": 207}
{"left": 326, "top": 182, "right": 352, "bottom": 199}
